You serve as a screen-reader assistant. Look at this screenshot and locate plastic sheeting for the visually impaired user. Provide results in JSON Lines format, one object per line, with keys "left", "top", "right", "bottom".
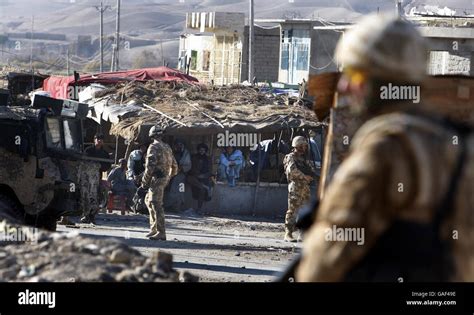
{"left": 43, "top": 67, "right": 199, "bottom": 99}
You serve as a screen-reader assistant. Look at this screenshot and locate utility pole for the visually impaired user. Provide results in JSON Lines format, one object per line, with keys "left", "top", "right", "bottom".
{"left": 160, "top": 39, "right": 165, "bottom": 66}
{"left": 396, "top": 0, "right": 403, "bottom": 17}
{"left": 30, "top": 15, "right": 34, "bottom": 91}
{"left": 113, "top": 0, "right": 121, "bottom": 71}
{"left": 110, "top": 44, "right": 116, "bottom": 72}
{"left": 94, "top": 1, "right": 110, "bottom": 73}
{"left": 66, "top": 48, "right": 70, "bottom": 76}
{"left": 248, "top": 0, "right": 254, "bottom": 85}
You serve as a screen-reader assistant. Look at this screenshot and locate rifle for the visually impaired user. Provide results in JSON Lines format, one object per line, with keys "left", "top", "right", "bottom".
{"left": 275, "top": 197, "right": 320, "bottom": 282}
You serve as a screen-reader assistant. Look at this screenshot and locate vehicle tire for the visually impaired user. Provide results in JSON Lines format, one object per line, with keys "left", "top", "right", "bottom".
{"left": 38, "top": 215, "right": 57, "bottom": 232}
{"left": 0, "top": 193, "right": 25, "bottom": 225}
{"left": 25, "top": 213, "right": 58, "bottom": 232}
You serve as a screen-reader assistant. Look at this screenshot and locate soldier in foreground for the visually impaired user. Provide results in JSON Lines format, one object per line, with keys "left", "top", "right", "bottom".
{"left": 283, "top": 136, "right": 316, "bottom": 242}
{"left": 139, "top": 126, "right": 178, "bottom": 241}
{"left": 296, "top": 14, "right": 473, "bottom": 282}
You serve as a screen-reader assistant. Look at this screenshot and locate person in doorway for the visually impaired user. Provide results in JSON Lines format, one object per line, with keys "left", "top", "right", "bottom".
{"left": 187, "top": 143, "right": 214, "bottom": 211}
{"left": 218, "top": 146, "right": 244, "bottom": 187}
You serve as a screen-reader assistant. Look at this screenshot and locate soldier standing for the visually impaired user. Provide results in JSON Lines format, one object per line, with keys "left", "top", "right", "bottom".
{"left": 296, "top": 14, "right": 474, "bottom": 282}
{"left": 81, "top": 133, "right": 111, "bottom": 224}
{"left": 140, "top": 126, "right": 178, "bottom": 241}
{"left": 283, "top": 136, "right": 316, "bottom": 242}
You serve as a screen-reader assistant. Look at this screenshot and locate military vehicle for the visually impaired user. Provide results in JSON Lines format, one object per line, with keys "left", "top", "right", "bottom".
{"left": 0, "top": 95, "right": 103, "bottom": 230}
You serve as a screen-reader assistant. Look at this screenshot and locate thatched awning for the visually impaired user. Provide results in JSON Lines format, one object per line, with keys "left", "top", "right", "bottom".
{"left": 85, "top": 81, "right": 323, "bottom": 141}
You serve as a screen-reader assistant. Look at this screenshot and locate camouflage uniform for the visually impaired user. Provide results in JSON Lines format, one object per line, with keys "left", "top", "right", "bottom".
{"left": 77, "top": 161, "right": 101, "bottom": 220}
{"left": 283, "top": 152, "right": 315, "bottom": 236}
{"left": 142, "top": 139, "right": 178, "bottom": 238}
{"left": 296, "top": 110, "right": 474, "bottom": 282}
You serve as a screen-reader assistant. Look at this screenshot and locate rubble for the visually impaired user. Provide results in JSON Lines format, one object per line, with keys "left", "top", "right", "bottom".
{"left": 0, "top": 220, "right": 198, "bottom": 282}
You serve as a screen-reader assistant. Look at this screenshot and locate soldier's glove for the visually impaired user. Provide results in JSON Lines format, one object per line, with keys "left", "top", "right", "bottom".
{"left": 136, "top": 186, "right": 148, "bottom": 198}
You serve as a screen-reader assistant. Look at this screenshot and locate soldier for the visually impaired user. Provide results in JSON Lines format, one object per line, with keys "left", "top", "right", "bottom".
{"left": 283, "top": 136, "right": 316, "bottom": 242}
{"left": 296, "top": 14, "right": 474, "bottom": 282}
{"left": 81, "top": 133, "right": 111, "bottom": 224}
{"left": 77, "top": 160, "right": 101, "bottom": 225}
{"left": 139, "top": 126, "right": 178, "bottom": 241}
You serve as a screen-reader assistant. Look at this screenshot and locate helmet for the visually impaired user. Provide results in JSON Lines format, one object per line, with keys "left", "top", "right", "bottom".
{"left": 149, "top": 126, "right": 163, "bottom": 138}
{"left": 335, "top": 14, "right": 427, "bottom": 83}
{"left": 292, "top": 136, "right": 307, "bottom": 147}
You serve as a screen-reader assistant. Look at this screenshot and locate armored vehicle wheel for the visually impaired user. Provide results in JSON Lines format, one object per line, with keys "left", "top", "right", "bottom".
{"left": 0, "top": 193, "right": 25, "bottom": 225}
{"left": 25, "top": 212, "right": 58, "bottom": 232}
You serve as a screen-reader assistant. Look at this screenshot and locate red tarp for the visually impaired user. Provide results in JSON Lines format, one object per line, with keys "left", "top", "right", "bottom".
{"left": 43, "top": 67, "right": 199, "bottom": 99}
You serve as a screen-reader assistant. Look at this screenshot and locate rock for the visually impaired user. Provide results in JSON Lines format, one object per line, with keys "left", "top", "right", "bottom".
{"left": 116, "top": 270, "right": 139, "bottom": 282}
{"left": 0, "top": 220, "right": 197, "bottom": 282}
{"left": 98, "top": 272, "right": 116, "bottom": 282}
{"left": 250, "top": 225, "right": 256, "bottom": 231}
{"left": 0, "top": 267, "right": 19, "bottom": 279}
{"left": 27, "top": 276, "right": 48, "bottom": 282}
{"left": 109, "top": 249, "right": 132, "bottom": 264}
{"left": 0, "top": 256, "right": 16, "bottom": 269}
{"left": 152, "top": 251, "right": 173, "bottom": 273}
{"left": 235, "top": 252, "right": 241, "bottom": 256}
{"left": 18, "top": 265, "right": 36, "bottom": 278}
{"left": 82, "top": 244, "right": 99, "bottom": 255}
{"left": 179, "top": 270, "right": 199, "bottom": 283}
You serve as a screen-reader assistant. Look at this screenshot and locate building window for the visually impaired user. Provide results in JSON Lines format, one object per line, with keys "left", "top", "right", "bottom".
{"left": 296, "top": 43, "right": 309, "bottom": 71}
{"left": 190, "top": 50, "right": 198, "bottom": 71}
{"left": 281, "top": 44, "right": 289, "bottom": 70}
{"left": 203, "top": 50, "right": 211, "bottom": 71}
{"left": 45, "top": 117, "right": 62, "bottom": 149}
{"left": 428, "top": 51, "right": 448, "bottom": 75}
{"left": 63, "top": 119, "right": 81, "bottom": 152}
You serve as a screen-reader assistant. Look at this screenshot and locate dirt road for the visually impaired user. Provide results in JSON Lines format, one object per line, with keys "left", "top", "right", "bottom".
{"left": 57, "top": 210, "right": 301, "bottom": 282}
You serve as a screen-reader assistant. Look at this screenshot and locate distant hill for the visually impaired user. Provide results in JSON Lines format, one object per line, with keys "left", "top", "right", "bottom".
{"left": 0, "top": 0, "right": 471, "bottom": 72}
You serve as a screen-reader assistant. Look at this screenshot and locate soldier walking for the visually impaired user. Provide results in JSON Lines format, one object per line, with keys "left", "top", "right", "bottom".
{"left": 139, "top": 126, "right": 178, "bottom": 240}
{"left": 283, "top": 136, "right": 316, "bottom": 242}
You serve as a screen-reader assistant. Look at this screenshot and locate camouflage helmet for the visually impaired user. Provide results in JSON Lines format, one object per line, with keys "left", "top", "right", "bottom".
{"left": 149, "top": 126, "right": 163, "bottom": 138}
{"left": 335, "top": 14, "right": 428, "bottom": 83}
{"left": 292, "top": 136, "right": 307, "bottom": 147}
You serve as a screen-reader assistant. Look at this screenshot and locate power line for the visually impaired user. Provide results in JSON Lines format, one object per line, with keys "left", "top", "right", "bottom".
{"left": 0, "top": 49, "right": 66, "bottom": 69}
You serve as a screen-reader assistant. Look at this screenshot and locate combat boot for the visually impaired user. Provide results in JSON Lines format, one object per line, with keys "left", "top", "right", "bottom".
{"left": 80, "top": 216, "right": 90, "bottom": 224}
{"left": 284, "top": 230, "right": 296, "bottom": 242}
{"left": 145, "top": 231, "right": 157, "bottom": 238}
{"left": 149, "top": 232, "right": 166, "bottom": 241}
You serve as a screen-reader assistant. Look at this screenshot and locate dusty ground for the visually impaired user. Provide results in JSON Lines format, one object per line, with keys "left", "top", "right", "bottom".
{"left": 57, "top": 210, "right": 301, "bottom": 282}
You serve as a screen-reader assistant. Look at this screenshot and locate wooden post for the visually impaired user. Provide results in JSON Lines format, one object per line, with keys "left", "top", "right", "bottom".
{"left": 252, "top": 134, "right": 261, "bottom": 216}
{"left": 114, "top": 135, "right": 119, "bottom": 165}
{"left": 124, "top": 141, "right": 133, "bottom": 160}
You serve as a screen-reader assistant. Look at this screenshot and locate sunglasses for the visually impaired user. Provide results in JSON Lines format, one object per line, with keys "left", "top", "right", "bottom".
{"left": 343, "top": 67, "right": 367, "bottom": 85}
